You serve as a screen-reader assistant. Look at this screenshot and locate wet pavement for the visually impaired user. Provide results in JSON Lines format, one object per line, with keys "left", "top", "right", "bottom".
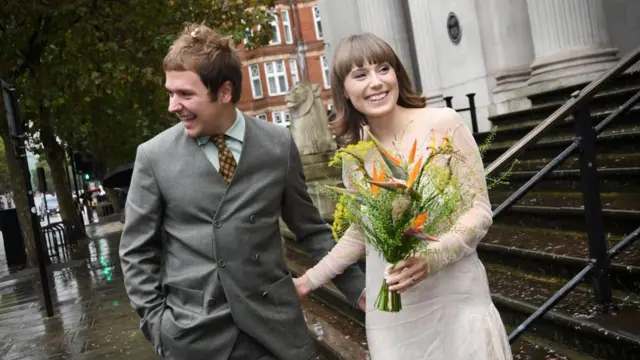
{"left": 0, "top": 215, "right": 157, "bottom": 360}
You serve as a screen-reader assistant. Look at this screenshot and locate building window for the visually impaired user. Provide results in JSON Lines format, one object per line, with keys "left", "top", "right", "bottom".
{"left": 272, "top": 110, "right": 291, "bottom": 127}
{"left": 256, "top": 114, "right": 268, "bottom": 122}
{"left": 281, "top": 10, "right": 293, "bottom": 44}
{"left": 313, "top": 6, "right": 323, "bottom": 40}
{"left": 248, "top": 64, "right": 263, "bottom": 99}
{"left": 320, "top": 55, "right": 330, "bottom": 88}
{"left": 269, "top": 12, "right": 281, "bottom": 45}
{"left": 265, "top": 60, "right": 289, "bottom": 96}
{"left": 289, "top": 59, "right": 299, "bottom": 85}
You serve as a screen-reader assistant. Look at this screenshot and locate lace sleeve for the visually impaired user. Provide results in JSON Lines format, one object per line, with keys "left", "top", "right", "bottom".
{"left": 421, "top": 109, "right": 493, "bottom": 275}
{"left": 303, "top": 158, "right": 366, "bottom": 290}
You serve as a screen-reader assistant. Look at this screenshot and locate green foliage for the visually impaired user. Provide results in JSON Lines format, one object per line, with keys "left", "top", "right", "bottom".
{"left": 1, "top": 0, "right": 276, "bottom": 171}
{"left": 479, "top": 126, "right": 518, "bottom": 190}
{"left": 0, "top": 138, "right": 11, "bottom": 194}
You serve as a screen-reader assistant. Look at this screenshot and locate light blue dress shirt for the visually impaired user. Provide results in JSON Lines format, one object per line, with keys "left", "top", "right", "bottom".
{"left": 196, "top": 109, "right": 245, "bottom": 170}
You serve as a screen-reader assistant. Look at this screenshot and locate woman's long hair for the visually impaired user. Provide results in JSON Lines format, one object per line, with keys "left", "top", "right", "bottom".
{"left": 330, "top": 33, "right": 426, "bottom": 146}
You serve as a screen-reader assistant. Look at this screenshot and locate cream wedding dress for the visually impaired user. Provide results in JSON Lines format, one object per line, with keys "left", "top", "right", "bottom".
{"left": 303, "top": 108, "right": 513, "bottom": 360}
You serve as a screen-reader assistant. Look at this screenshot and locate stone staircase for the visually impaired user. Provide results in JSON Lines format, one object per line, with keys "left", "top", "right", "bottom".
{"left": 283, "top": 71, "right": 640, "bottom": 359}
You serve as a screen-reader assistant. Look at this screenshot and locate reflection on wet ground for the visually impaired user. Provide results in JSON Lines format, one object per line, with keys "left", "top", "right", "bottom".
{"left": 0, "top": 217, "right": 157, "bottom": 360}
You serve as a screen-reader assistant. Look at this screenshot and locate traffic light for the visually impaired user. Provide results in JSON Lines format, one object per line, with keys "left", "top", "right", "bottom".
{"left": 84, "top": 173, "right": 90, "bottom": 180}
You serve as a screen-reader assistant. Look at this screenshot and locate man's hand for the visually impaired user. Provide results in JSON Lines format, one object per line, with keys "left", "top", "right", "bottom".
{"left": 293, "top": 275, "right": 312, "bottom": 300}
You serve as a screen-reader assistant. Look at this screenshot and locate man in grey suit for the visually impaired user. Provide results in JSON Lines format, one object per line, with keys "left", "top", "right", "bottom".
{"left": 119, "top": 24, "right": 365, "bottom": 360}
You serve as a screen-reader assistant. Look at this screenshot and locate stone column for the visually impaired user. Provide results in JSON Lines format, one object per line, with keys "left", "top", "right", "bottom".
{"left": 526, "top": 0, "right": 619, "bottom": 87}
{"left": 318, "top": 0, "right": 362, "bottom": 67}
{"left": 486, "top": 0, "right": 535, "bottom": 93}
{"left": 408, "top": 0, "right": 444, "bottom": 107}
{"left": 356, "top": 0, "right": 419, "bottom": 88}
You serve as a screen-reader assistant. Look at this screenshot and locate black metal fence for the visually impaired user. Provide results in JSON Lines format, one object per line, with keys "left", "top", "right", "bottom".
{"left": 42, "top": 220, "right": 79, "bottom": 263}
{"left": 444, "top": 93, "right": 479, "bottom": 133}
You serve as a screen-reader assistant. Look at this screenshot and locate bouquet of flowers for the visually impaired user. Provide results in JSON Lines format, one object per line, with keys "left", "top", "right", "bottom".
{"left": 324, "top": 127, "right": 471, "bottom": 312}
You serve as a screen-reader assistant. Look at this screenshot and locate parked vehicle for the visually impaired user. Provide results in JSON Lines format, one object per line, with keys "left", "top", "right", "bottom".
{"left": 40, "top": 194, "right": 59, "bottom": 215}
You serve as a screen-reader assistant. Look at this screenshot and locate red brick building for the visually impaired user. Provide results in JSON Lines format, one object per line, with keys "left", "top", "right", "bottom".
{"left": 236, "top": 0, "right": 332, "bottom": 127}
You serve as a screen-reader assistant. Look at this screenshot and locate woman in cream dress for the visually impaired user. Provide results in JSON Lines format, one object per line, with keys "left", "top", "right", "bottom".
{"left": 293, "top": 33, "right": 513, "bottom": 360}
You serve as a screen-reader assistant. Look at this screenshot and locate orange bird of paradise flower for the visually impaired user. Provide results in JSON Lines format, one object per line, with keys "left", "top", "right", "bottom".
{"left": 402, "top": 212, "right": 439, "bottom": 242}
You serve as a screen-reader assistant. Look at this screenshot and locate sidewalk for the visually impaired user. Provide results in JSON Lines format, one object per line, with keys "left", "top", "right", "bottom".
{"left": 0, "top": 215, "right": 157, "bottom": 360}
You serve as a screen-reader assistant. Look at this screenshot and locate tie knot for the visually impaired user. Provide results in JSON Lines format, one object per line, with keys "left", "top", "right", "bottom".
{"left": 211, "top": 134, "right": 227, "bottom": 148}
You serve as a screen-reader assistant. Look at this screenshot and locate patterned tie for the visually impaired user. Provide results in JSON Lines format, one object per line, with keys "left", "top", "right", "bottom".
{"left": 211, "top": 135, "right": 237, "bottom": 183}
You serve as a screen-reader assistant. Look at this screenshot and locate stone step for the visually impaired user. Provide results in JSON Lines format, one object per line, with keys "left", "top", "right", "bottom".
{"left": 476, "top": 103, "right": 640, "bottom": 147}
{"left": 301, "top": 296, "right": 369, "bottom": 360}
{"left": 486, "top": 264, "right": 640, "bottom": 360}
{"left": 492, "top": 167, "right": 640, "bottom": 196}
{"left": 526, "top": 71, "right": 640, "bottom": 107}
{"left": 487, "top": 81, "right": 640, "bottom": 128}
{"left": 282, "top": 239, "right": 634, "bottom": 359}
{"left": 481, "top": 124, "right": 640, "bottom": 165}
{"left": 491, "top": 202, "right": 640, "bottom": 237}
{"left": 496, "top": 152, "right": 640, "bottom": 172}
{"left": 478, "top": 223, "right": 640, "bottom": 294}
{"left": 490, "top": 190, "right": 640, "bottom": 212}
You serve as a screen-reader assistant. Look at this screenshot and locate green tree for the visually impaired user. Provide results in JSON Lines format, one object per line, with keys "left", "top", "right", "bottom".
{"left": 0, "top": 138, "right": 11, "bottom": 194}
{"left": 1, "top": 0, "right": 275, "bottom": 266}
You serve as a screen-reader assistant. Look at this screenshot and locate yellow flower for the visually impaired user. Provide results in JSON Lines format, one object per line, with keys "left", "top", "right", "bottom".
{"left": 329, "top": 141, "right": 374, "bottom": 167}
{"left": 331, "top": 194, "right": 351, "bottom": 241}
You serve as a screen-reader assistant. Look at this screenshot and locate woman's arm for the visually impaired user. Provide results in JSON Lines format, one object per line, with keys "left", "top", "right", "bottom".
{"left": 386, "top": 108, "right": 493, "bottom": 292}
{"left": 296, "top": 158, "right": 367, "bottom": 293}
{"left": 422, "top": 109, "right": 493, "bottom": 274}
{"left": 299, "top": 225, "right": 366, "bottom": 290}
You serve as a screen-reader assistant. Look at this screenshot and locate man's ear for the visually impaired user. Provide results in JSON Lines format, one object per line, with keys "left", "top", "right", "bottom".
{"left": 217, "top": 81, "right": 233, "bottom": 103}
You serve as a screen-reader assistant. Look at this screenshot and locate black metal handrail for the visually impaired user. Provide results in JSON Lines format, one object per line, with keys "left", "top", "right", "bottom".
{"left": 508, "top": 225, "right": 640, "bottom": 343}
{"left": 496, "top": 46, "right": 640, "bottom": 343}
{"left": 486, "top": 45, "right": 640, "bottom": 178}
{"left": 493, "top": 89, "right": 640, "bottom": 218}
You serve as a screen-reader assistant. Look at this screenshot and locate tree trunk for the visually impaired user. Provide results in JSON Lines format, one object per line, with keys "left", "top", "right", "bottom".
{"left": 39, "top": 104, "right": 86, "bottom": 240}
{"left": 0, "top": 110, "right": 39, "bottom": 267}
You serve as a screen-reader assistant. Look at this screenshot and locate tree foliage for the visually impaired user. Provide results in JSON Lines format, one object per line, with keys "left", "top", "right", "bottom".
{"left": 2, "top": 0, "right": 276, "bottom": 171}
{"left": 0, "top": 138, "right": 11, "bottom": 194}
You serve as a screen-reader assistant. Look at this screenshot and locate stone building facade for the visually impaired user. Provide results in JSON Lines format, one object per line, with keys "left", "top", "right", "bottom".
{"left": 318, "top": 0, "right": 640, "bottom": 132}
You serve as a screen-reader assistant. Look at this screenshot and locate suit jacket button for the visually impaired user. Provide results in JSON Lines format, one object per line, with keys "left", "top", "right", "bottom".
{"left": 213, "top": 220, "right": 222, "bottom": 228}
{"left": 254, "top": 253, "right": 260, "bottom": 261}
{"left": 261, "top": 291, "right": 268, "bottom": 298}
{"left": 249, "top": 215, "right": 256, "bottom": 224}
{"left": 217, "top": 259, "right": 226, "bottom": 268}
{"left": 207, "top": 298, "right": 216, "bottom": 309}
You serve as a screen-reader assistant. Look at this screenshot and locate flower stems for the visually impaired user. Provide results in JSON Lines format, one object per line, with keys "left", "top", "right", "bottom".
{"left": 374, "top": 279, "right": 402, "bottom": 312}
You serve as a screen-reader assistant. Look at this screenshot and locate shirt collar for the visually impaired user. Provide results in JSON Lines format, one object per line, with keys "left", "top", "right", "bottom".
{"left": 196, "top": 108, "right": 245, "bottom": 146}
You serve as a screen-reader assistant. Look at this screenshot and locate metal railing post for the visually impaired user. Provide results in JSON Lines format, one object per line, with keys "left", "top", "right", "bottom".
{"left": 573, "top": 106, "right": 614, "bottom": 309}
{"left": 466, "top": 93, "right": 478, "bottom": 133}
{"left": 443, "top": 96, "right": 453, "bottom": 108}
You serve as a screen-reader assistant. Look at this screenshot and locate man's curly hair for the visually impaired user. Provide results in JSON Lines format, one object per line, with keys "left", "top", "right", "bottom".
{"left": 163, "top": 23, "right": 243, "bottom": 103}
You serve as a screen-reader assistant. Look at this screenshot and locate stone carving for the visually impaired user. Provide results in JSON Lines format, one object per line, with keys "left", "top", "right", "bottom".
{"left": 285, "top": 82, "right": 340, "bottom": 218}
{"left": 286, "top": 82, "right": 336, "bottom": 156}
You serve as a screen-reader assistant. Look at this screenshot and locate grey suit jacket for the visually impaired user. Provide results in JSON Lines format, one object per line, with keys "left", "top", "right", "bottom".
{"left": 119, "top": 114, "right": 365, "bottom": 360}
